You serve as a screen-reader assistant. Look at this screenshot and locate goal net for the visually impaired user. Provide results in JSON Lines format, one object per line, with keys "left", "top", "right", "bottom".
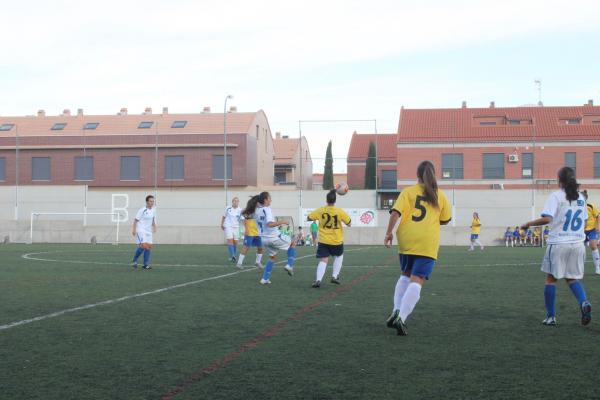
{"left": 29, "top": 212, "right": 121, "bottom": 245}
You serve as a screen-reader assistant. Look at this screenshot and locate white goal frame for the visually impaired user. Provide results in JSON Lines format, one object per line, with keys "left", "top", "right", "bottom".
{"left": 29, "top": 212, "right": 121, "bottom": 245}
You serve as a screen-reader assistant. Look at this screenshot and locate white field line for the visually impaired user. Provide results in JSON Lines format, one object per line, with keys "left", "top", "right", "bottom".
{"left": 3, "top": 248, "right": 370, "bottom": 331}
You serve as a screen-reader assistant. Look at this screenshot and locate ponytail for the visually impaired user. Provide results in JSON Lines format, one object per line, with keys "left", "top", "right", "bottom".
{"left": 582, "top": 189, "right": 588, "bottom": 201}
{"left": 417, "top": 160, "right": 439, "bottom": 208}
{"left": 558, "top": 166, "right": 579, "bottom": 203}
{"left": 326, "top": 189, "right": 336, "bottom": 205}
{"left": 242, "top": 195, "right": 260, "bottom": 218}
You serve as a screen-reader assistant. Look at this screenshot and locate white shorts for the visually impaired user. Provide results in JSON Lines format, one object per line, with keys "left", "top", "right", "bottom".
{"left": 262, "top": 235, "right": 292, "bottom": 257}
{"left": 224, "top": 227, "right": 240, "bottom": 241}
{"left": 135, "top": 230, "right": 153, "bottom": 245}
{"left": 542, "top": 242, "right": 586, "bottom": 280}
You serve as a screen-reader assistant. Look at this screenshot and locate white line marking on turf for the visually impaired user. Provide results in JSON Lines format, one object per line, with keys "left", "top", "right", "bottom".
{"left": 5, "top": 248, "right": 371, "bottom": 331}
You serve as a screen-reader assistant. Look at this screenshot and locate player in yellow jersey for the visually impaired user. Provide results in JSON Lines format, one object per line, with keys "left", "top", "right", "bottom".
{"left": 582, "top": 190, "right": 600, "bottom": 274}
{"left": 307, "top": 190, "right": 351, "bottom": 287}
{"left": 469, "top": 212, "right": 484, "bottom": 251}
{"left": 384, "top": 161, "right": 451, "bottom": 336}
{"left": 235, "top": 195, "right": 264, "bottom": 269}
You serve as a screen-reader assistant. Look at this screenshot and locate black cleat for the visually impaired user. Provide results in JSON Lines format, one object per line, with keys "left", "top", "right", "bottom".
{"left": 581, "top": 300, "right": 592, "bottom": 326}
{"left": 330, "top": 276, "right": 341, "bottom": 285}
{"left": 386, "top": 310, "right": 399, "bottom": 328}
{"left": 142, "top": 265, "right": 152, "bottom": 270}
{"left": 312, "top": 280, "right": 321, "bottom": 288}
{"left": 393, "top": 315, "right": 408, "bottom": 336}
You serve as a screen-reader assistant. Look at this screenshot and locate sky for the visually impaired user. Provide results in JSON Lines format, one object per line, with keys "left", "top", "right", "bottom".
{"left": 2, "top": 0, "right": 600, "bottom": 172}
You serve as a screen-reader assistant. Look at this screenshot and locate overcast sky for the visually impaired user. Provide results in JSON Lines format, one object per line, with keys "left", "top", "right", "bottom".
{"left": 2, "top": 0, "right": 600, "bottom": 172}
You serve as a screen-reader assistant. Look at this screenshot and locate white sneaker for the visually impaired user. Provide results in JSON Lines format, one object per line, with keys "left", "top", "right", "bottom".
{"left": 255, "top": 262, "right": 264, "bottom": 269}
{"left": 259, "top": 278, "right": 271, "bottom": 285}
{"left": 596, "top": 268, "right": 600, "bottom": 275}
{"left": 235, "top": 264, "right": 243, "bottom": 270}
{"left": 284, "top": 265, "right": 294, "bottom": 276}
{"left": 481, "top": 246, "right": 485, "bottom": 251}
{"left": 542, "top": 316, "right": 557, "bottom": 326}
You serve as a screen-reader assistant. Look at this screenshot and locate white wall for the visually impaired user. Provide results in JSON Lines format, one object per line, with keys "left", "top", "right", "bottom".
{"left": 1, "top": 186, "right": 598, "bottom": 245}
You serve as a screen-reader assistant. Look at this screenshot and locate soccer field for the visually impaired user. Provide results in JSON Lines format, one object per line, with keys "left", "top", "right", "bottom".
{"left": 1, "top": 244, "right": 599, "bottom": 400}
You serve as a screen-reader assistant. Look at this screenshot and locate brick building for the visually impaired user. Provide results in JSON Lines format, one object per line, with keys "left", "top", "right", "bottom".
{"left": 0, "top": 107, "right": 277, "bottom": 188}
{"left": 397, "top": 101, "right": 600, "bottom": 189}
{"left": 273, "top": 132, "right": 313, "bottom": 189}
{"left": 347, "top": 132, "right": 397, "bottom": 190}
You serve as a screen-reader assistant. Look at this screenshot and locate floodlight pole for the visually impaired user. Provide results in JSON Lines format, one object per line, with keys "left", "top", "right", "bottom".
{"left": 14, "top": 125, "right": 19, "bottom": 220}
{"left": 224, "top": 95, "right": 233, "bottom": 207}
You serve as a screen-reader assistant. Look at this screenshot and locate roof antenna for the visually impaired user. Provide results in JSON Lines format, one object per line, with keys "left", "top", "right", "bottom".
{"left": 534, "top": 79, "right": 543, "bottom": 106}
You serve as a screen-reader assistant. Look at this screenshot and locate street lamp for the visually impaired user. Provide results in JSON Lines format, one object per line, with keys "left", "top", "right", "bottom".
{"left": 224, "top": 95, "right": 234, "bottom": 207}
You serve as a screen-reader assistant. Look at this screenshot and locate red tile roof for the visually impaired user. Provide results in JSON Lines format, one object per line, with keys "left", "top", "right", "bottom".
{"left": 0, "top": 111, "right": 263, "bottom": 137}
{"left": 398, "top": 105, "right": 600, "bottom": 142}
{"left": 273, "top": 138, "right": 299, "bottom": 164}
{"left": 347, "top": 132, "right": 397, "bottom": 161}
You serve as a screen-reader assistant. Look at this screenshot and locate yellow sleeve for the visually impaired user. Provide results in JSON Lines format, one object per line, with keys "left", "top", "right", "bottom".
{"left": 340, "top": 209, "right": 351, "bottom": 225}
{"left": 438, "top": 191, "right": 451, "bottom": 222}
{"left": 594, "top": 205, "right": 600, "bottom": 219}
{"left": 391, "top": 191, "right": 408, "bottom": 216}
{"left": 307, "top": 208, "right": 320, "bottom": 221}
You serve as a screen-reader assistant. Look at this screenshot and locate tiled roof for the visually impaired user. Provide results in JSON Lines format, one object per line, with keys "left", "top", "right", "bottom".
{"left": 347, "top": 132, "right": 397, "bottom": 161}
{"left": 398, "top": 105, "right": 600, "bottom": 142}
{"left": 0, "top": 111, "right": 262, "bottom": 137}
{"left": 273, "top": 138, "right": 299, "bottom": 164}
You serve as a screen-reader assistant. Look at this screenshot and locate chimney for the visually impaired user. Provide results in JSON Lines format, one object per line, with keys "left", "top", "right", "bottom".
{"left": 62, "top": 109, "right": 71, "bottom": 116}
{"left": 587, "top": 99, "right": 594, "bottom": 106}
{"left": 77, "top": 108, "right": 84, "bottom": 116}
{"left": 119, "top": 107, "right": 128, "bottom": 116}
{"left": 143, "top": 107, "right": 152, "bottom": 115}
{"left": 202, "top": 106, "right": 211, "bottom": 113}
{"left": 162, "top": 107, "right": 168, "bottom": 115}
{"left": 275, "top": 132, "right": 281, "bottom": 139}
{"left": 461, "top": 101, "right": 467, "bottom": 108}
{"left": 37, "top": 109, "right": 46, "bottom": 117}
{"left": 489, "top": 101, "right": 495, "bottom": 108}
{"left": 282, "top": 135, "right": 289, "bottom": 139}
{"left": 229, "top": 106, "right": 237, "bottom": 113}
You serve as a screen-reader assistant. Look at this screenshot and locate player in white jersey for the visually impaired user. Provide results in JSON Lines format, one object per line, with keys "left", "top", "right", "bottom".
{"left": 254, "top": 191, "right": 296, "bottom": 285}
{"left": 521, "top": 167, "right": 591, "bottom": 327}
{"left": 131, "top": 195, "right": 157, "bottom": 270}
{"left": 221, "top": 197, "right": 241, "bottom": 263}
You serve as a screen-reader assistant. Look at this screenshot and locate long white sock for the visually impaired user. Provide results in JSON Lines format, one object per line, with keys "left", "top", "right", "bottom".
{"left": 505, "top": 240, "right": 509, "bottom": 247}
{"left": 255, "top": 253, "right": 263, "bottom": 264}
{"left": 332, "top": 255, "right": 344, "bottom": 278}
{"left": 475, "top": 239, "right": 483, "bottom": 249}
{"left": 592, "top": 249, "right": 600, "bottom": 270}
{"left": 469, "top": 242, "right": 474, "bottom": 250}
{"left": 393, "top": 275, "right": 411, "bottom": 311}
{"left": 316, "top": 261, "right": 327, "bottom": 282}
{"left": 399, "top": 282, "right": 422, "bottom": 322}
{"left": 237, "top": 254, "right": 245, "bottom": 266}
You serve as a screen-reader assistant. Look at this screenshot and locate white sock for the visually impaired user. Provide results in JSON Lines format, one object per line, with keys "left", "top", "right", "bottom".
{"left": 469, "top": 243, "right": 474, "bottom": 250}
{"left": 475, "top": 239, "right": 483, "bottom": 249}
{"left": 592, "top": 249, "right": 600, "bottom": 270}
{"left": 505, "top": 240, "right": 508, "bottom": 247}
{"left": 237, "top": 254, "right": 245, "bottom": 266}
{"left": 393, "top": 275, "right": 411, "bottom": 311}
{"left": 316, "top": 261, "right": 327, "bottom": 282}
{"left": 255, "top": 253, "right": 263, "bottom": 264}
{"left": 332, "top": 255, "right": 344, "bottom": 278}
{"left": 399, "top": 282, "right": 422, "bottom": 322}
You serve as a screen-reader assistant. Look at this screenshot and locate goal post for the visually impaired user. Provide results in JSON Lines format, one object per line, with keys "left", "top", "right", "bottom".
{"left": 29, "top": 212, "right": 121, "bottom": 245}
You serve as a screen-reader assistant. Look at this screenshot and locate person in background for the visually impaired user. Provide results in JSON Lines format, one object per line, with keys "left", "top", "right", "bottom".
{"left": 469, "top": 212, "right": 484, "bottom": 251}
{"left": 513, "top": 226, "right": 521, "bottom": 247}
{"left": 131, "top": 195, "right": 157, "bottom": 270}
{"left": 236, "top": 195, "right": 264, "bottom": 269}
{"left": 310, "top": 220, "right": 318, "bottom": 246}
{"left": 582, "top": 190, "right": 600, "bottom": 275}
{"left": 221, "top": 197, "right": 241, "bottom": 263}
{"left": 533, "top": 227, "right": 541, "bottom": 247}
{"left": 505, "top": 227, "right": 513, "bottom": 247}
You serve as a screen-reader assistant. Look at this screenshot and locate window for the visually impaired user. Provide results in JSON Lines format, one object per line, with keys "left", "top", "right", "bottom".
{"left": 508, "top": 120, "right": 521, "bottom": 125}
{"left": 165, "top": 155, "right": 184, "bottom": 180}
{"left": 565, "top": 152, "right": 576, "bottom": 175}
{"left": 482, "top": 153, "right": 504, "bottom": 179}
{"left": 593, "top": 120, "right": 600, "bottom": 125}
{"left": 566, "top": 119, "right": 580, "bottom": 125}
{"left": 51, "top": 123, "right": 67, "bottom": 130}
{"left": 381, "top": 170, "right": 397, "bottom": 189}
{"left": 522, "top": 153, "right": 533, "bottom": 178}
{"left": 274, "top": 171, "right": 286, "bottom": 184}
{"left": 479, "top": 121, "right": 496, "bottom": 126}
{"left": 0, "top": 157, "right": 5, "bottom": 181}
{"left": 138, "top": 121, "right": 153, "bottom": 129}
{"left": 120, "top": 156, "right": 140, "bottom": 180}
{"left": 0, "top": 123, "right": 14, "bottom": 131}
{"left": 442, "top": 153, "right": 464, "bottom": 179}
{"left": 595, "top": 153, "right": 600, "bottom": 178}
{"left": 212, "top": 155, "right": 232, "bottom": 180}
{"left": 84, "top": 122, "right": 99, "bottom": 130}
{"left": 171, "top": 121, "right": 187, "bottom": 128}
{"left": 74, "top": 156, "right": 94, "bottom": 181}
{"left": 32, "top": 157, "right": 51, "bottom": 181}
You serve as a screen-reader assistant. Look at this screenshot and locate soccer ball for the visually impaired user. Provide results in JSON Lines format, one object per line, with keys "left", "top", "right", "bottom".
{"left": 335, "top": 182, "right": 349, "bottom": 196}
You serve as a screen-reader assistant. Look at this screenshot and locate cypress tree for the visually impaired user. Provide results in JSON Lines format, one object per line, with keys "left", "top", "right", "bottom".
{"left": 323, "top": 140, "right": 334, "bottom": 190}
{"left": 364, "top": 141, "right": 376, "bottom": 189}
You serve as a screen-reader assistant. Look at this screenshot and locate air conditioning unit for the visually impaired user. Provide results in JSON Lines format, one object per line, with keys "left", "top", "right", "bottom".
{"left": 491, "top": 183, "right": 504, "bottom": 190}
{"left": 508, "top": 154, "right": 519, "bottom": 163}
